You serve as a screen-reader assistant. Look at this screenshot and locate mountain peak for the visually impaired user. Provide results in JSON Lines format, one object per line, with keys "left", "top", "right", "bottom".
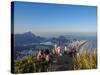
{"left": 24, "top": 31, "right": 33, "bottom": 34}
{"left": 23, "top": 32, "right": 35, "bottom": 37}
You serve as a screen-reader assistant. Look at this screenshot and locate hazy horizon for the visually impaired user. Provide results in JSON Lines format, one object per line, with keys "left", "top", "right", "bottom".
{"left": 14, "top": 31, "right": 97, "bottom": 38}
{"left": 13, "top": 2, "right": 97, "bottom": 34}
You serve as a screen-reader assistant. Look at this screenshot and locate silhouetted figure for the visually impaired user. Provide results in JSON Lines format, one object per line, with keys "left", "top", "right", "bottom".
{"left": 68, "top": 47, "right": 77, "bottom": 57}
{"left": 44, "top": 49, "right": 52, "bottom": 71}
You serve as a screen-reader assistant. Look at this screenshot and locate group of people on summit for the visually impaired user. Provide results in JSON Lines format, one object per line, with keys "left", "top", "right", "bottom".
{"left": 36, "top": 41, "right": 79, "bottom": 72}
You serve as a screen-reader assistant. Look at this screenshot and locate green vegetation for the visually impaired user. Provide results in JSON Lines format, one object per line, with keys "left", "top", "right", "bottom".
{"left": 14, "top": 55, "right": 48, "bottom": 73}
{"left": 14, "top": 50, "right": 97, "bottom": 73}
{"left": 73, "top": 50, "right": 97, "bottom": 70}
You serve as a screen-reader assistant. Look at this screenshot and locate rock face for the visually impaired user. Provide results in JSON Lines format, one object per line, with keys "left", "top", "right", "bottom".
{"left": 49, "top": 54, "right": 73, "bottom": 71}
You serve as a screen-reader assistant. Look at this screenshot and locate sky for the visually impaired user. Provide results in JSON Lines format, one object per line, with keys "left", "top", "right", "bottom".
{"left": 13, "top": 1, "right": 97, "bottom": 35}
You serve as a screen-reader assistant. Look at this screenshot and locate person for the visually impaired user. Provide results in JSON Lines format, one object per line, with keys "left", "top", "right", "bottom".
{"left": 57, "top": 46, "right": 61, "bottom": 55}
{"left": 44, "top": 49, "right": 50, "bottom": 62}
{"left": 69, "top": 46, "right": 77, "bottom": 57}
{"left": 36, "top": 50, "right": 46, "bottom": 72}
{"left": 64, "top": 46, "right": 69, "bottom": 54}
{"left": 44, "top": 49, "right": 52, "bottom": 71}
{"left": 37, "top": 50, "right": 45, "bottom": 61}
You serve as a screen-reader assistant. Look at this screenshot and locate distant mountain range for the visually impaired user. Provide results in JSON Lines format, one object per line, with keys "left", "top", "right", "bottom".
{"left": 14, "top": 32, "right": 71, "bottom": 46}
{"left": 14, "top": 32, "right": 47, "bottom": 46}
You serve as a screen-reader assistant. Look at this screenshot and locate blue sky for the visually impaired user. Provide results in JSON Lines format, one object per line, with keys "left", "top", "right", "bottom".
{"left": 13, "top": 1, "right": 97, "bottom": 34}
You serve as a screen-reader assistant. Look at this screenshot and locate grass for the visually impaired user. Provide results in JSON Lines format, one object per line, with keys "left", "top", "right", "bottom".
{"left": 14, "top": 49, "right": 97, "bottom": 73}
{"left": 72, "top": 50, "right": 97, "bottom": 70}
{"left": 14, "top": 55, "right": 49, "bottom": 73}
